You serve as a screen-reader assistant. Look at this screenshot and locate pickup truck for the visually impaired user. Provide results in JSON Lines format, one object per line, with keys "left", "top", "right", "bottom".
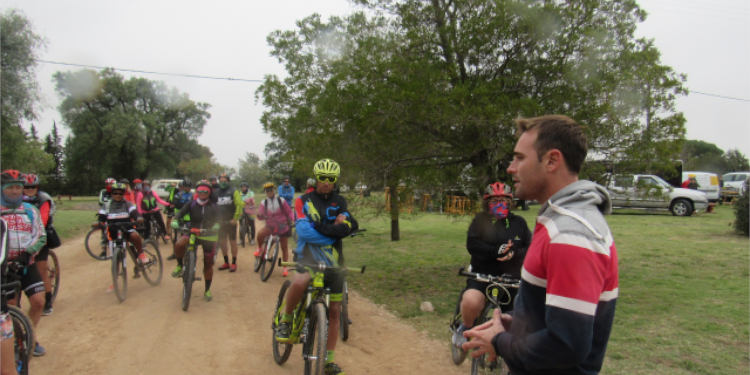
{"left": 606, "top": 174, "right": 708, "bottom": 216}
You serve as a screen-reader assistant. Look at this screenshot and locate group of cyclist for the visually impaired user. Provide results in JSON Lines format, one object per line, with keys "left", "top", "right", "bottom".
{"left": 1, "top": 169, "right": 60, "bottom": 370}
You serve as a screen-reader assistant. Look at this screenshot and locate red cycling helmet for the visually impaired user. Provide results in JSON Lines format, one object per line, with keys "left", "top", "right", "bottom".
{"left": 23, "top": 173, "right": 40, "bottom": 187}
{"left": 483, "top": 182, "right": 512, "bottom": 200}
{"left": 1, "top": 170, "right": 24, "bottom": 186}
{"left": 133, "top": 178, "right": 143, "bottom": 184}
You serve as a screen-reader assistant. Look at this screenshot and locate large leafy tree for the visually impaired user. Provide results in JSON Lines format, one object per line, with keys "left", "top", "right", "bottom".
{"left": 0, "top": 9, "right": 54, "bottom": 172}
{"left": 258, "top": 0, "right": 687, "bottom": 240}
{"left": 723, "top": 149, "right": 749, "bottom": 173}
{"left": 236, "top": 152, "right": 268, "bottom": 189}
{"left": 55, "top": 69, "right": 211, "bottom": 193}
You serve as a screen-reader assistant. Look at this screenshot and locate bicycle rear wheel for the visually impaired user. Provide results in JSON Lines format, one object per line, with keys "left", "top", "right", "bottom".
{"left": 260, "top": 238, "right": 279, "bottom": 282}
{"left": 181, "top": 249, "right": 196, "bottom": 311}
{"left": 303, "top": 303, "right": 327, "bottom": 375}
{"left": 84, "top": 227, "right": 107, "bottom": 260}
{"left": 272, "top": 280, "right": 294, "bottom": 365}
{"left": 8, "top": 305, "right": 34, "bottom": 375}
{"left": 111, "top": 247, "right": 128, "bottom": 302}
{"left": 150, "top": 217, "right": 168, "bottom": 245}
{"left": 340, "top": 281, "right": 350, "bottom": 341}
{"left": 48, "top": 250, "right": 61, "bottom": 303}
{"left": 140, "top": 239, "right": 163, "bottom": 286}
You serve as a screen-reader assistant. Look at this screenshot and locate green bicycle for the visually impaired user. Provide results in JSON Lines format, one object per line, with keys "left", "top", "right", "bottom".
{"left": 271, "top": 261, "right": 365, "bottom": 375}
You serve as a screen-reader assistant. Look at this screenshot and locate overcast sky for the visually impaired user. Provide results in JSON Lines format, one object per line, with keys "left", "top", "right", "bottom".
{"left": 3, "top": 0, "right": 749, "bottom": 171}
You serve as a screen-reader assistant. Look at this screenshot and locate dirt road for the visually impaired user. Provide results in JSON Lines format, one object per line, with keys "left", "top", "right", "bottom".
{"left": 30, "top": 233, "right": 469, "bottom": 374}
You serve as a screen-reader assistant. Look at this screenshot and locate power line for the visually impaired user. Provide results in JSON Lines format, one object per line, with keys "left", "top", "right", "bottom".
{"left": 36, "top": 59, "right": 263, "bottom": 83}
{"left": 37, "top": 59, "right": 750, "bottom": 102}
{"left": 691, "top": 91, "right": 750, "bottom": 102}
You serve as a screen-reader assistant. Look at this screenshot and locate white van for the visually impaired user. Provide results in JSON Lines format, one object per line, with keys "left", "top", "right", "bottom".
{"left": 152, "top": 179, "right": 182, "bottom": 199}
{"left": 721, "top": 171, "right": 750, "bottom": 201}
{"left": 682, "top": 171, "right": 720, "bottom": 202}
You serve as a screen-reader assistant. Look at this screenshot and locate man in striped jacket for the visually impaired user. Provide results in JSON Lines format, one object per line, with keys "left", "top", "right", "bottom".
{"left": 463, "top": 115, "right": 618, "bottom": 374}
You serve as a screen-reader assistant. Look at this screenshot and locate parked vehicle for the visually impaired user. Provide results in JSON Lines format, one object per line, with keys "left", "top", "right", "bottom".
{"left": 152, "top": 179, "right": 182, "bottom": 199}
{"left": 721, "top": 171, "right": 750, "bottom": 201}
{"left": 606, "top": 174, "right": 708, "bottom": 216}
{"left": 681, "top": 171, "right": 720, "bottom": 202}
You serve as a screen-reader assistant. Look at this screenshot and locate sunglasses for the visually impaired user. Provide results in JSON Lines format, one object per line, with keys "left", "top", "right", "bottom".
{"left": 196, "top": 189, "right": 210, "bottom": 194}
{"left": 316, "top": 175, "right": 337, "bottom": 183}
{"left": 111, "top": 192, "right": 124, "bottom": 196}
{"left": 23, "top": 186, "right": 37, "bottom": 189}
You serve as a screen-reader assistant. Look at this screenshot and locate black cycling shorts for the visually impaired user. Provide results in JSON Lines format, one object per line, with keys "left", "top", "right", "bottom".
{"left": 34, "top": 245, "right": 50, "bottom": 262}
{"left": 21, "top": 265, "right": 45, "bottom": 297}
{"left": 218, "top": 222, "right": 237, "bottom": 242}
{"left": 295, "top": 246, "right": 345, "bottom": 299}
{"left": 463, "top": 279, "right": 517, "bottom": 312}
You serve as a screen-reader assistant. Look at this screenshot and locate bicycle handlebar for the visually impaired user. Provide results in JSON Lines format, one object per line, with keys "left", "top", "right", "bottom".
{"left": 458, "top": 267, "right": 520, "bottom": 287}
{"left": 280, "top": 261, "right": 366, "bottom": 274}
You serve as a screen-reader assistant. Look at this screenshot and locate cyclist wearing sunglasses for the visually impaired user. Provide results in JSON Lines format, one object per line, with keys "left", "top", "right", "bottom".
{"left": 170, "top": 180, "right": 219, "bottom": 301}
{"left": 98, "top": 183, "right": 148, "bottom": 265}
{"left": 276, "top": 159, "right": 358, "bottom": 375}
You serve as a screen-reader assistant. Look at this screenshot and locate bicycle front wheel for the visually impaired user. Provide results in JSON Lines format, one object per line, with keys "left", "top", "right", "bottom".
{"left": 84, "top": 226, "right": 107, "bottom": 260}
{"left": 272, "top": 280, "right": 293, "bottom": 365}
{"left": 303, "top": 303, "right": 328, "bottom": 375}
{"left": 111, "top": 247, "right": 128, "bottom": 302}
{"left": 182, "top": 249, "right": 196, "bottom": 311}
{"left": 48, "top": 250, "right": 61, "bottom": 303}
{"left": 140, "top": 239, "right": 163, "bottom": 286}
{"left": 8, "top": 305, "right": 34, "bottom": 375}
{"left": 260, "top": 238, "right": 279, "bottom": 282}
{"left": 340, "top": 281, "right": 350, "bottom": 341}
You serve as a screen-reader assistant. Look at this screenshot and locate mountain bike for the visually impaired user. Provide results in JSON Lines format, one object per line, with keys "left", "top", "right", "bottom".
{"left": 449, "top": 267, "right": 519, "bottom": 375}
{"left": 238, "top": 213, "right": 254, "bottom": 247}
{"left": 271, "top": 261, "right": 365, "bottom": 375}
{"left": 85, "top": 215, "right": 108, "bottom": 260}
{"left": 254, "top": 227, "right": 285, "bottom": 282}
{"left": 144, "top": 211, "right": 169, "bottom": 245}
{"left": 108, "top": 222, "right": 163, "bottom": 303}
{"left": 176, "top": 225, "right": 212, "bottom": 312}
{"left": 339, "top": 228, "right": 365, "bottom": 342}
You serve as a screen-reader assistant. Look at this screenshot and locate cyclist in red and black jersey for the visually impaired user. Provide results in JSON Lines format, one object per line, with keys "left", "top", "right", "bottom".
{"left": 98, "top": 183, "right": 148, "bottom": 265}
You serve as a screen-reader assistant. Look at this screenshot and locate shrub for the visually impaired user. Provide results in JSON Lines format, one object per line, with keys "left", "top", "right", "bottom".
{"left": 734, "top": 181, "right": 749, "bottom": 236}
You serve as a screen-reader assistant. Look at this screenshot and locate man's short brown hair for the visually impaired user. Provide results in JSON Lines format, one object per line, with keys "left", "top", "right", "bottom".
{"left": 515, "top": 115, "right": 587, "bottom": 174}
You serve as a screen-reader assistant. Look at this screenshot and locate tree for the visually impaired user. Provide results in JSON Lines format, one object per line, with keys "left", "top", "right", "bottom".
{"left": 0, "top": 9, "right": 54, "bottom": 172}
{"left": 723, "top": 149, "right": 749, "bottom": 173}
{"left": 259, "top": 0, "right": 687, "bottom": 240}
{"left": 176, "top": 144, "right": 227, "bottom": 184}
{"left": 237, "top": 152, "right": 268, "bottom": 189}
{"left": 55, "top": 68, "right": 211, "bottom": 193}
{"left": 681, "top": 140, "right": 725, "bottom": 172}
{"left": 43, "top": 122, "right": 65, "bottom": 193}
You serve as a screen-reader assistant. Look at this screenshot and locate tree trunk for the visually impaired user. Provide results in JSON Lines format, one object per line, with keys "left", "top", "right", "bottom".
{"left": 388, "top": 179, "right": 400, "bottom": 241}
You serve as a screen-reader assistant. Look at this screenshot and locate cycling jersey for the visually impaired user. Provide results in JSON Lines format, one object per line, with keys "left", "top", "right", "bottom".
{"left": 294, "top": 190, "right": 357, "bottom": 265}
{"left": 23, "top": 190, "right": 55, "bottom": 228}
{"left": 99, "top": 200, "right": 141, "bottom": 224}
{"left": 214, "top": 185, "right": 243, "bottom": 222}
{"left": 257, "top": 196, "right": 292, "bottom": 235}
{"left": 136, "top": 190, "right": 170, "bottom": 214}
{"left": 466, "top": 211, "right": 531, "bottom": 279}
{"left": 0, "top": 202, "right": 46, "bottom": 261}
{"left": 174, "top": 199, "right": 219, "bottom": 241}
{"left": 278, "top": 184, "right": 295, "bottom": 207}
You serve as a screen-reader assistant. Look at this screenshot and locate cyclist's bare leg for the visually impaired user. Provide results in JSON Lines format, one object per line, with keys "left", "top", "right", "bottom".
{"left": 0, "top": 336, "right": 17, "bottom": 375}
{"left": 35, "top": 260, "right": 52, "bottom": 294}
{"left": 9, "top": 292, "right": 43, "bottom": 330}
{"left": 327, "top": 301, "right": 341, "bottom": 351}
{"left": 165, "top": 216, "right": 173, "bottom": 238}
{"left": 128, "top": 232, "right": 143, "bottom": 253}
{"left": 203, "top": 255, "right": 214, "bottom": 283}
{"left": 280, "top": 236, "right": 289, "bottom": 262}
{"left": 173, "top": 236, "right": 188, "bottom": 260}
{"left": 460, "top": 289, "right": 486, "bottom": 328}
{"left": 283, "top": 272, "right": 311, "bottom": 315}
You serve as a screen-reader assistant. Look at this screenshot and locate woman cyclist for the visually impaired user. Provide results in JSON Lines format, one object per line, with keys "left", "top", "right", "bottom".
{"left": 135, "top": 179, "right": 172, "bottom": 241}
{"left": 170, "top": 180, "right": 219, "bottom": 301}
{"left": 255, "top": 182, "right": 293, "bottom": 277}
{"left": 451, "top": 182, "right": 531, "bottom": 349}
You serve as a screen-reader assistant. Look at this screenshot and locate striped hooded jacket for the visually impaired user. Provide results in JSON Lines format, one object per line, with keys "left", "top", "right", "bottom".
{"left": 493, "top": 180, "right": 618, "bottom": 374}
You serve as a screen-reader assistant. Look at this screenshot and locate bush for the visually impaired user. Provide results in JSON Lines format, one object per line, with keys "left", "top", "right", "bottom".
{"left": 734, "top": 181, "right": 749, "bottom": 236}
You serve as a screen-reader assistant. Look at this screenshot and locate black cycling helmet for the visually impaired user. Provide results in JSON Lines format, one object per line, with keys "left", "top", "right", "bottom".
{"left": 240, "top": 181, "right": 249, "bottom": 187}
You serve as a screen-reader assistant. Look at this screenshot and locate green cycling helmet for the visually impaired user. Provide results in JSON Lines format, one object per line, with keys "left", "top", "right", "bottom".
{"left": 313, "top": 158, "right": 340, "bottom": 178}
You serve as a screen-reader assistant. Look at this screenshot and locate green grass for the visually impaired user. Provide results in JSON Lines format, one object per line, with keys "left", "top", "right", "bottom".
{"left": 53, "top": 196, "right": 99, "bottom": 240}
{"left": 344, "top": 201, "right": 749, "bottom": 375}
